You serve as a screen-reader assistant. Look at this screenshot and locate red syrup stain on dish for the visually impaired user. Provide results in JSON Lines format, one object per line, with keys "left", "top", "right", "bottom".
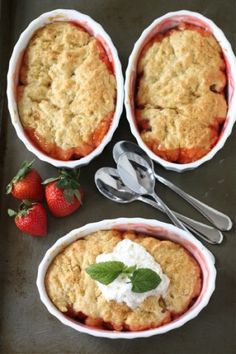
{"left": 216, "top": 53, "right": 234, "bottom": 143}
{"left": 140, "top": 22, "right": 212, "bottom": 59}
{"left": 96, "top": 39, "right": 114, "bottom": 74}
{"left": 131, "top": 20, "right": 229, "bottom": 163}
{"left": 69, "top": 20, "right": 88, "bottom": 33}
{"left": 69, "top": 20, "right": 115, "bottom": 75}
{"left": 223, "top": 54, "right": 234, "bottom": 105}
{"left": 96, "top": 34, "right": 116, "bottom": 75}
{"left": 155, "top": 16, "right": 212, "bottom": 34}
{"left": 65, "top": 307, "right": 123, "bottom": 331}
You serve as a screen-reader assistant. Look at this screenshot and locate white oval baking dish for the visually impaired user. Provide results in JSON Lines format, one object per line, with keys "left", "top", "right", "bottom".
{"left": 125, "top": 10, "right": 236, "bottom": 172}
{"left": 37, "top": 218, "right": 216, "bottom": 339}
{"left": 7, "top": 9, "right": 124, "bottom": 168}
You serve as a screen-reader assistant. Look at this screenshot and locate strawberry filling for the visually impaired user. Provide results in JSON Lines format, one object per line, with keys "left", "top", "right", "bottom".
{"left": 24, "top": 112, "right": 113, "bottom": 161}
{"left": 64, "top": 291, "right": 201, "bottom": 332}
{"left": 65, "top": 308, "right": 121, "bottom": 331}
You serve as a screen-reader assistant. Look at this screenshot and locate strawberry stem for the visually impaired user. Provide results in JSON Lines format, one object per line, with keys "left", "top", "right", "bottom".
{"left": 8, "top": 200, "right": 35, "bottom": 218}
{"left": 43, "top": 168, "right": 82, "bottom": 204}
{"left": 42, "top": 177, "right": 59, "bottom": 185}
{"left": 74, "top": 189, "right": 82, "bottom": 204}
{"left": 20, "top": 199, "right": 34, "bottom": 208}
{"left": 8, "top": 209, "right": 17, "bottom": 217}
{"left": 6, "top": 160, "right": 35, "bottom": 194}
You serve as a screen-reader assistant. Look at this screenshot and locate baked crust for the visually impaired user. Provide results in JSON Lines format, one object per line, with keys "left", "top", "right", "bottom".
{"left": 45, "top": 230, "right": 202, "bottom": 331}
{"left": 17, "top": 22, "right": 116, "bottom": 160}
{"left": 135, "top": 23, "right": 227, "bottom": 163}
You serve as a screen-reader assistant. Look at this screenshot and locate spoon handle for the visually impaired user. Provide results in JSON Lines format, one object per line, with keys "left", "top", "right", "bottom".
{"left": 151, "top": 192, "right": 188, "bottom": 232}
{"left": 139, "top": 196, "right": 223, "bottom": 244}
{"left": 173, "top": 211, "right": 223, "bottom": 244}
{"left": 155, "top": 173, "right": 232, "bottom": 231}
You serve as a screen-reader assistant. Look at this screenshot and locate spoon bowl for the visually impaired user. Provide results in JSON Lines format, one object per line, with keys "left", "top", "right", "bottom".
{"left": 94, "top": 167, "right": 223, "bottom": 244}
{"left": 117, "top": 152, "right": 156, "bottom": 195}
{"left": 117, "top": 152, "right": 188, "bottom": 231}
{"left": 95, "top": 167, "right": 137, "bottom": 203}
{"left": 113, "top": 141, "right": 232, "bottom": 231}
{"left": 113, "top": 141, "right": 151, "bottom": 165}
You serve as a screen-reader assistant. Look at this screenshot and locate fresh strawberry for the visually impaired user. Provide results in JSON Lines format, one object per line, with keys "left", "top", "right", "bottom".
{"left": 8, "top": 200, "right": 47, "bottom": 237}
{"left": 6, "top": 160, "right": 44, "bottom": 201}
{"left": 43, "top": 169, "right": 83, "bottom": 217}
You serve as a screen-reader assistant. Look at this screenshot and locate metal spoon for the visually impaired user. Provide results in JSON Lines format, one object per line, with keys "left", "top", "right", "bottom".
{"left": 95, "top": 167, "right": 223, "bottom": 244}
{"left": 113, "top": 141, "right": 232, "bottom": 231}
{"left": 117, "top": 151, "right": 189, "bottom": 231}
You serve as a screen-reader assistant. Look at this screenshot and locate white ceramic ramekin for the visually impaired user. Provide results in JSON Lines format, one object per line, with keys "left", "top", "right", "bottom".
{"left": 7, "top": 9, "right": 124, "bottom": 168}
{"left": 125, "top": 10, "right": 236, "bottom": 172}
{"left": 37, "top": 218, "right": 216, "bottom": 339}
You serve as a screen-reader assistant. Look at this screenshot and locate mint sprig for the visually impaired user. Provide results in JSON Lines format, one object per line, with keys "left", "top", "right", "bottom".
{"left": 85, "top": 261, "right": 161, "bottom": 293}
{"left": 86, "top": 261, "right": 124, "bottom": 285}
{"left": 130, "top": 268, "right": 161, "bottom": 293}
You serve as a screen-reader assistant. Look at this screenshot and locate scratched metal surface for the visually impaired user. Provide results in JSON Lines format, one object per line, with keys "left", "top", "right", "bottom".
{"left": 0, "top": 0, "right": 235, "bottom": 353}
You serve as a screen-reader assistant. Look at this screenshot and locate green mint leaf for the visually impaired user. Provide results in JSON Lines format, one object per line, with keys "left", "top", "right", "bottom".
{"left": 86, "top": 261, "right": 125, "bottom": 285}
{"left": 130, "top": 268, "right": 161, "bottom": 293}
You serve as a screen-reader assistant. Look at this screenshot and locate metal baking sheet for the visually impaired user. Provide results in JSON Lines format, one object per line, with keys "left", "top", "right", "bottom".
{"left": 0, "top": 0, "right": 235, "bottom": 353}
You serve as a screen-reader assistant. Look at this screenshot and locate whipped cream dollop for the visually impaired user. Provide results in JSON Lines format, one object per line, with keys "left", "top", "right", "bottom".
{"left": 96, "top": 239, "right": 170, "bottom": 309}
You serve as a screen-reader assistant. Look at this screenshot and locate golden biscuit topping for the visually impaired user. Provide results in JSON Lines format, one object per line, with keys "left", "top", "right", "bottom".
{"left": 45, "top": 230, "right": 202, "bottom": 331}
{"left": 17, "top": 22, "right": 116, "bottom": 160}
{"left": 135, "top": 23, "right": 227, "bottom": 163}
